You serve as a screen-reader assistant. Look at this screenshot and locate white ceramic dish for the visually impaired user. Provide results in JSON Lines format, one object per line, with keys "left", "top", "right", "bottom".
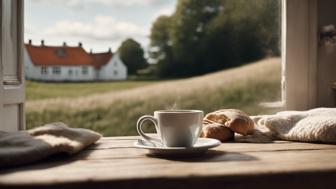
{"left": 134, "top": 138, "right": 221, "bottom": 156}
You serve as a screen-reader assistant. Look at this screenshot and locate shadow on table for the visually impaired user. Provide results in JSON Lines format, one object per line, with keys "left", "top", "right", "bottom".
{"left": 146, "top": 150, "right": 258, "bottom": 162}
{"left": 0, "top": 144, "right": 97, "bottom": 174}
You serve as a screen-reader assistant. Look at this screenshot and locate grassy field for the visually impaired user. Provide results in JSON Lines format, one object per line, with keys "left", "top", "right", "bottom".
{"left": 26, "top": 80, "right": 158, "bottom": 100}
{"left": 26, "top": 58, "right": 281, "bottom": 136}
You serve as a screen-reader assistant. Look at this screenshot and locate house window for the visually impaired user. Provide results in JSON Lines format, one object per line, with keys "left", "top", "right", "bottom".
{"left": 68, "top": 69, "right": 73, "bottom": 76}
{"left": 41, "top": 66, "right": 48, "bottom": 75}
{"left": 52, "top": 66, "right": 61, "bottom": 75}
{"left": 82, "top": 66, "right": 88, "bottom": 75}
{"left": 113, "top": 70, "right": 118, "bottom": 76}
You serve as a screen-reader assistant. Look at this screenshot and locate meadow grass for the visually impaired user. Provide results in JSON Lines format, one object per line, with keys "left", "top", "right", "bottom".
{"left": 26, "top": 80, "right": 158, "bottom": 100}
{"left": 26, "top": 58, "right": 281, "bottom": 136}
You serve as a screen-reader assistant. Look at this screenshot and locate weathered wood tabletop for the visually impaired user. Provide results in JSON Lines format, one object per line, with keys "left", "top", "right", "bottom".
{"left": 1, "top": 136, "right": 336, "bottom": 189}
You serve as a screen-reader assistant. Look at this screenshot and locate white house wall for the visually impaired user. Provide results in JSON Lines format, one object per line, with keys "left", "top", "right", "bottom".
{"left": 98, "top": 54, "right": 127, "bottom": 80}
{"left": 24, "top": 48, "right": 36, "bottom": 80}
{"left": 37, "top": 66, "right": 96, "bottom": 82}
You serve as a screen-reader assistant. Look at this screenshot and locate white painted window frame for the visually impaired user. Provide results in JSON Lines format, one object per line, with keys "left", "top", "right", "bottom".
{"left": 82, "top": 66, "right": 88, "bottom": 75}
{"left": 41, "top": 66, "right": 48, "bottom": 75}
{"left": 0, "top": 0, "right": 25, "bottom": 131}
{"left": 282, "top": 0, "right": 318, "bottom": 110}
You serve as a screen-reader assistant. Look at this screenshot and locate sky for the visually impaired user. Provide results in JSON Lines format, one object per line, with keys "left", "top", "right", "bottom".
{"left": 24, "top": 0, "right": 176, "bottom": 53}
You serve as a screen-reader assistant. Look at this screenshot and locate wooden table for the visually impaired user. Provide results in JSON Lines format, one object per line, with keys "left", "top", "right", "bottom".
{"left": 1, "top": 136, "right": 336, "bottom": 189}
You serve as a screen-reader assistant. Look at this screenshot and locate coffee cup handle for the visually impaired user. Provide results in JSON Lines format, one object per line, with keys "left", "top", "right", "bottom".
{"left": 136, "top": 115, "right": 162, "bottom": 146}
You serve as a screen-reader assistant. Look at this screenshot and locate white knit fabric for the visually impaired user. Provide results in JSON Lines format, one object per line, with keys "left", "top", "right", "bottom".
{"left": 236, "top": 108, "right": 336, "bottom": 143}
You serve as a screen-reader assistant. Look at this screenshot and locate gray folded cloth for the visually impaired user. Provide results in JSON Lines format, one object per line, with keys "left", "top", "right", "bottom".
{"left": 236, "top": 108, "right": 336, "bottom": 143}
{"left": 0, "top": 122, "right": 102, "bottom": 167}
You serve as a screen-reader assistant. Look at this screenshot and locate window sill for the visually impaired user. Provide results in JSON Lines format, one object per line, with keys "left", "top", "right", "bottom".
{"left": 1, "top": 136, "right": 336, "bottom": 188}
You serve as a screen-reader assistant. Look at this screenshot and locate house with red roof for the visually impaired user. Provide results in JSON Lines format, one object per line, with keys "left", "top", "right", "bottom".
{"left": 24, "top": 40, "right": 127, "bottom": 81}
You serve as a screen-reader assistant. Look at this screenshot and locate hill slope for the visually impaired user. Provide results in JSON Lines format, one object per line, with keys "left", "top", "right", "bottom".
{"left": 26, "top": 58, "right": 281, "bottom": 136}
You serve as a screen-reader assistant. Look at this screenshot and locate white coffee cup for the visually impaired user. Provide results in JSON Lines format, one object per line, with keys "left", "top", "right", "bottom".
{"left": 136, "top": 110, "right": 204, "bottom": 147}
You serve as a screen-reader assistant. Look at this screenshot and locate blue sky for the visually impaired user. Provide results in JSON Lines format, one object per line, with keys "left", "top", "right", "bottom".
{"left": 25, "top": 0, "right": 176, "bottom": 53}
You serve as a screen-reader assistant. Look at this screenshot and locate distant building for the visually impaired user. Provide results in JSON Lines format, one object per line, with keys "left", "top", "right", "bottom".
{"left": 24, "top": 40, "right": 127, "bottom": 81}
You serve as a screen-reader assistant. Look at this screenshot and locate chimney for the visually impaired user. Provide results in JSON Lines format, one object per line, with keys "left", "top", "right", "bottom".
{"left": 90, "top": 49, "right": 93, "bottom": 54}
{"left": 108, "top": 47, "right": 111, "bottom": 53}
{"left": 41, "top": 40, "right": 45, "bottom": 46}
{"left": 28, "top": 39, "right": 32, "bottom": 45}
{"left": 78, "top": 42, "right": 82, "bottom": 47}
{"left": 63, "top": 42, "right": 67, "bottom": 46}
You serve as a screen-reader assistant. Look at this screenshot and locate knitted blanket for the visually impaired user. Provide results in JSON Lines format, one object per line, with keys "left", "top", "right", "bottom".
{"left": 0, "top": 122, "right": 101, "bottom": 167}
{"left": 236, "top": 108, "right": 336, "bottom": 143}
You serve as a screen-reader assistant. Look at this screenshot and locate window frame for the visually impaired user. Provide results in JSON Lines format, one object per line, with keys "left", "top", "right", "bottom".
{"left": 0, "top": 0, "right": 25, "bottom": 131}
{"left": 113, "top": 70, "right": 118, "bottom": 76}
{"left": 41, "top": 66, "right": 48, "bottom": 75}
{"left": 82, "top": 66, "right": 88, "bottom": 75}
{"left": 281, "top": 0, "right": 318, "bottom": 110}
{"left": 52, "top": 66, "right": 61, "bottom": 75}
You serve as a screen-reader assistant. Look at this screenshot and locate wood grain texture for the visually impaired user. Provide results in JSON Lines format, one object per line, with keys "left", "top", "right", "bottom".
{"left": 0, "top": 136, "right": 336, "bottom": 189}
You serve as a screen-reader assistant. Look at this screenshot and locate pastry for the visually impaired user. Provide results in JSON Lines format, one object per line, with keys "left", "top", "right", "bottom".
{"left": 204, "top": 109, "right": 254, "bottom": 135}
{"left": 200, "top": 122, "right": 234, "bottom": 142}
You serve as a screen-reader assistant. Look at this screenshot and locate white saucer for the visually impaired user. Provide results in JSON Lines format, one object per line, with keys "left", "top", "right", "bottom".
{"left": 134, "top": 138, "right": 221, "bottom": 156}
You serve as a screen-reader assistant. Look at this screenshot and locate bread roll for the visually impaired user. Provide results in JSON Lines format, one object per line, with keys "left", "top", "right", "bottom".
{"left": 200, "top": 122, "right": 234, "bottom": 142}
{"left": 204, "top": 109, "right": 254, "bottom": 136}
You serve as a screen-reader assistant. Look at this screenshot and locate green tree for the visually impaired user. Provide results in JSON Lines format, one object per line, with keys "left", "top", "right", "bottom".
{"left": 170, "top": 0, "right": 223, "bottom": 76}
{"left": 149, "top": 16, "right": 176, "bottom": 77}
{"left": 118, "top": 38, "right": 148, "bottom": 75}
{"left": 149, "top": 0, "right": 280, "bottom": 77}
{"left": 257, "top": 0, "right": 280, "bottom": 56}
{"left": 202, "top": 0, "right": 269, "bottom": 70}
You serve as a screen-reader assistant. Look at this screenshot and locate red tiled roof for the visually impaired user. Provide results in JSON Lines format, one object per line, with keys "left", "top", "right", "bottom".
{"left": 91, "top": 52, "right": 113, "bottom": 69}
{"left": 25, "top": 44, "right": 113, "bottom": 68}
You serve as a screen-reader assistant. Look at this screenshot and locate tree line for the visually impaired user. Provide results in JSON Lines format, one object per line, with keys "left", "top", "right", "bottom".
{"left": 118, "top": 0, "right": 280, "bottom": 78}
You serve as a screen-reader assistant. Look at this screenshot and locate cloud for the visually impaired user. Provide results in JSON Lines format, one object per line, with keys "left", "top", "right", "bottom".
{"left": 44, "top": 15, "right": 147, "bottom": 41}
{"left": 156, "top": 7, "right": 175, "bottom": 16}
{"left": 65, "top": 0, "right": 85, "bottom": 9}
{"left": 31, "top": 0, "right": 85, "bottom": 9}
{"left": 92, "top": 0, "right": 169, "bottom": 7}
{"left": 26, "top": 1, "right": 176, "bottom": 51}
{"left": 25, "top": 27, "right": 36, "bottom": 35}
{"left": 155, "top": 7, "right": 175, "bottom": 17}
{"left": 31, "top": 0, "right": 170, "bottom": 9}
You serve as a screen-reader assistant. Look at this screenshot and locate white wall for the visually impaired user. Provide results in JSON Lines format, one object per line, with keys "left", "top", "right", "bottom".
{"left": 24, "top": 47, "right": 39, "bottom": 80}
{"left": 98, "top": 54, "right": 127, "bottom": 80}
{"left": 24, "top": 48, "right": 96, "bottom": 81}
